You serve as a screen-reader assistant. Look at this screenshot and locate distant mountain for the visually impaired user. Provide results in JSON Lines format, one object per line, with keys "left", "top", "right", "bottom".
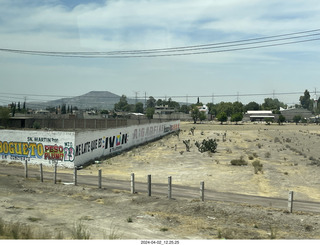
{"left": 36, "top": 91, "right": 140, "bottom": 110}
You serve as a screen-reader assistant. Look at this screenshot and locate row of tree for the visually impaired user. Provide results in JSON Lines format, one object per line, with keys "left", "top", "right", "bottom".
{"left": 2, "top": 89, "right": 318, "bottom": 121}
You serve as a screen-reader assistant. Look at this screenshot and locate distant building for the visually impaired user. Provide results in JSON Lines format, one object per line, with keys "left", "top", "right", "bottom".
{"left": 198, "top": 105, "right": 209, "bottom": 114}
{"left": 35, "top": 109, "right": 50, "bottom": 115}
{"left": 244, "top": 110, "right": 274, "bottom": 122}
{"left": 280, "top": 108, "right": 312, "bottom": 121}
{"left": 154, "top": 105, "right": 175, "bottom": 115}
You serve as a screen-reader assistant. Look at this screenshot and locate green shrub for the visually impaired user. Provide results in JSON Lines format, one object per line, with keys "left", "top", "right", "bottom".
{"left": 183, "top": 139, "right": 191, "bottom": 152}
{"left": 195, "top": 139, "right": 218, "bottom": 153}
{"left": 265, "top": 152, "right": 271, "bottom": 158}
{"left": 252, "top": 160, "right": 263, "bottom": 174}
{"left": 33, "top": 122, "right": 41, "bottom": 129}
{"left": 230, "top": 156, "right": 248, "bottom": 166}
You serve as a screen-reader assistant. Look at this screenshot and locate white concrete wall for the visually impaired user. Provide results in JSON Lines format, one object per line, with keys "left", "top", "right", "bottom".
{"left": 0, "top": 120, "right": 180, "bottom": 168}
{"left": 0, "top": 130, "right": 75, "bottom": 168}
{"left": 74, "top": 120, "right": 180, "bottom": 167}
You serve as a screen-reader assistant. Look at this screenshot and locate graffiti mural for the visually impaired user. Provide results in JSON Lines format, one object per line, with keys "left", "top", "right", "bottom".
{"left": 1, "top": 121, "right": 179, "bottom": 168}
{"left": 105, "top": 132, "right": 128, "bottom": 153}
{"left": 0, "top": 141, "right": 75, "bottom": 162}
{"left": 0, "top": 130, "right": 76, "bottom": 167}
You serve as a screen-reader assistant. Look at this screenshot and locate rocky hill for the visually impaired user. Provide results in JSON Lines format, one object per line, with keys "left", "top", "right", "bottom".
{"left": 36, "top": 91, "right": 139, "bottom": 110}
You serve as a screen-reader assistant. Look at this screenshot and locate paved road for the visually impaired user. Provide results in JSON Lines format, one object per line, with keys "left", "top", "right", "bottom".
{"left": 1, "top": 164, "right": 320, "bottom": 213}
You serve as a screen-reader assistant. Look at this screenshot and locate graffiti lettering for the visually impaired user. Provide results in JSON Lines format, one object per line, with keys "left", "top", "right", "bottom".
{"left": 0, "top": 141, "right": 44, "bottom": 158}
{"left": 105, "top": 133, "right": 128, "bottom": 152}
{"left": 75, "top": 138, "right": 104, "bottom": 156}
{"left": 64, "top": 147, "right": 75, "bottom": 162}
{"left": 27, "top": 137, "right": 59, "bottom": 143}
{"left": 44, "top": 144, "right": 64, "bottom": 160}
{"left": 133, "top": 125, "right": 166, "bottom": 140}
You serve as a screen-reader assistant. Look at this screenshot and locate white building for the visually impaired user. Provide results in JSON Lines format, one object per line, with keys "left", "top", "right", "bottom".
{"left": 244, "top": 110, "right": 274, "bottom": 122}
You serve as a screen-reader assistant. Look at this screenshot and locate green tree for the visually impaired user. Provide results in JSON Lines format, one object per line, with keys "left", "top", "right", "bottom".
{"left": 146, "top": 107, "right": 154, "bottom": 119}
{"left": 265, "top": 117, "right": 273, "bottom": 125}
{"left": 11, "top": 102, "right": 16, "bottom": 117}
{"left": 232, "top": 101, "right": 244, "bottom": 114}
{"left": 0, "top": 106, "right": 10, "bottom": 128}
{"left": 244, "top": 101, "right": 260, "bottom": 111}
{"left": 231, "top": 112, "right": 243, "bottom": 124}
{"left": 207, "top": 103, "right": 217, "bottom": 116}
{"left": 100, "top": 109, "right": 109, "bottom": 115}
{"left": 217, "top": 112, "right": 228, "bottom": 124}
{"left": 114, "top": 95, "right": 129, "bottom": 111}
{"left": 135, "top": 102, "right": 144, "bottom": 113}
{"left": 293, "top": 115, "right": 302, "bottom": 125}
{"left": 299, "top": 90, "right": 312, "bottom": 111}
{"left": 216, "top": 102, "right": 233, "bottom": 116}
{"left": 146, "top": 96, "right": 156, "bottom": 108}
{"left": 261, "top": 98, "right": 286, "bottom": 112}
{"left": 156, "top": 99, "right": 163, "bottom": 106}
{"left": 180, "top": 105, "right": 190, "bottom": 114}
{"left": 278, "top": 115, "right": 286, "bottom": 125}
{"left": 61, "top": 104, "right": 67, "bottom": 114}
{"left": 199, "top": 111, "right": 207, "bottom": 123}
{"left": 191, "top": 106, "right": 200, "bottom": 124}
{"left": 167, "top": 98, "right": 180, "bottom": 110}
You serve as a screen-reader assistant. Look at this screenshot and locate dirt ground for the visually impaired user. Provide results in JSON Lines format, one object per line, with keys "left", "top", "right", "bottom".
{"left": 1, "top": 121, "right": 320, "bottom": 240}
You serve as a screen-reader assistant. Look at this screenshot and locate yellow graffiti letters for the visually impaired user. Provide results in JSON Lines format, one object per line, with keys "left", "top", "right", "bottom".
{"left": 23, "top": 143, "right": 29, "bottom": 155}
{"left": 0, "top": 141, "right": 44, "bottom": 158}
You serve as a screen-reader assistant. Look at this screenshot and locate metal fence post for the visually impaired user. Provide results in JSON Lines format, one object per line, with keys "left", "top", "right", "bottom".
{"left": 147, "top": 175, "right": 151, "bottom": 196}
{"left": 74, "top": 167, "right": 77, "bottom": 186}
{"left": 131, "top": 173, "right": 135, "bottom": 194}
{"left": 288, "top": 191, "right": 294, "bottom": 213}
{"left": 168, "top": 176, "right": 172, "bottom": 199}
{"left": 98, "top": 169, "right": 102, "bottom": 189}
{"left": 24, "top": 160, "right": 28, "bottom": 178}
{"left": 200, "top": 181, "right": 205, "bottom": 201}
{"left": 54, "top": 163, "right": 57, "bottom": 184}
{"left": 40, "top": 163, "right": 43, "bottom": 182}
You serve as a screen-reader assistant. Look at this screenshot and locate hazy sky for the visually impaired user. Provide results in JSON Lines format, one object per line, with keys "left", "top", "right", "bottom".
{"left": 1, "top": 0, "right": 320, "bottom": 106}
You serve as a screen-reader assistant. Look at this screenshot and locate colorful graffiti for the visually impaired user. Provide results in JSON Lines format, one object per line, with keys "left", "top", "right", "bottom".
{"left": 0, "top": 141, "right": 75, "bottom": 162}
{"left": 105, "top": 132, "right": 128, "bottom": 153}
{"left": 0, "top": 141, "right": 44, "bottom": 158}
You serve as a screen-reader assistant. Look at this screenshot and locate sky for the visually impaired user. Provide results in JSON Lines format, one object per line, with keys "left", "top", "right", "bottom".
{"left": 1, "top": 0, "right": 320, "bottom": 107}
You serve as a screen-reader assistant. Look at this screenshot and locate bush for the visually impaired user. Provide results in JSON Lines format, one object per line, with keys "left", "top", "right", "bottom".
{"left": 231, "top": 156, "right": 248, "bottom": 166}
{"left": 252, "top": 160, "right": 263, "bottom": 174}
{"left": 195, "top": 139, "right": 218, "bottom": 153}
{"left": 33, "top": 121, "right": 41, "bottom": 129}
{"left": 183, "top": 139, "right": 191, "bottom": 152}
{"left": 265, "top": 152, "right": 271, "bottom": 158}
{"left": 71, "top": 222, "right": 90, "bottom": 240}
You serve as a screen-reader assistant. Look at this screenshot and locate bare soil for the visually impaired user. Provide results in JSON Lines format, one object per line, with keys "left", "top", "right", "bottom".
{"left": 1, "top": 122, "right": 320, "bottom": 239}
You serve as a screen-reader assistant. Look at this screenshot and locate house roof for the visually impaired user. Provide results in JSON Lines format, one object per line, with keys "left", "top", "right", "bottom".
{"left": 246, "top": 110, "right": 273, "bottom": 114}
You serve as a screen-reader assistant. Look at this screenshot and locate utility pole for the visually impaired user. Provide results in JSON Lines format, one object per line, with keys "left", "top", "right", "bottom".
{"left": 144, "top": 92, "right": 147, "bottom": 109}
{"left": 133, "top": 91, "right": 139, "bottom": 104}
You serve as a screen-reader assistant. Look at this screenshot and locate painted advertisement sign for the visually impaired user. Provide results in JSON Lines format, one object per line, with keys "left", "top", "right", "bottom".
{"left": 74, "top": 120, "right": 180, "bottom": 167}
{"left": 0, "top": 120, "right": 180, "bottom": 168}
{"left": 0, "top": 130, "right": 75, "bottom": 168}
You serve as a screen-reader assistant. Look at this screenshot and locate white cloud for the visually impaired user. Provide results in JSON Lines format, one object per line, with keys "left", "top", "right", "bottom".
{"left": 1, "top": 0, "right": 320, "bottom": 105}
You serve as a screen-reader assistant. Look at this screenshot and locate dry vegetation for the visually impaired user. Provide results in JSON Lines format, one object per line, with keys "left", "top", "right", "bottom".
{"left": 1, "top": 121, "right": 320, "bottom": 239}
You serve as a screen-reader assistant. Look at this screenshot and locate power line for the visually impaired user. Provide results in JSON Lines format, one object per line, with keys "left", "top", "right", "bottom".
{"left": 0, "top": 91, "right": 304, "bottom": 102}
{"left": 0, "top": 29, "right": 320, "bottom": 58}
